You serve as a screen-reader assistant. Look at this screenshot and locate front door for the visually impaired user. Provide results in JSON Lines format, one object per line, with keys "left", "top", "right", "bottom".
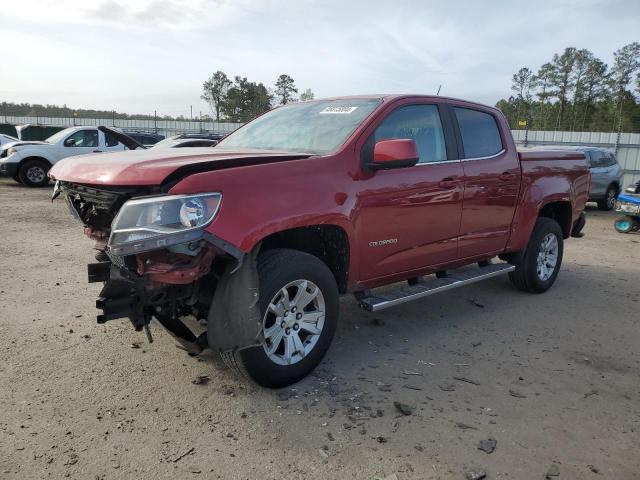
{"left": 356, "top": 102, "right": 464, "bottom": 281}
{"left": 63, "top": 129, "right": 101, "bottom": 157}
{"left": 453, "top": 106, "right": 521, "bottom": 258}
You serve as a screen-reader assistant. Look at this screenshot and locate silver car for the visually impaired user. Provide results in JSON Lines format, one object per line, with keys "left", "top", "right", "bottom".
{"left": 581, "top": 147, "right": 624, "bottom": 210}
{"left": 534, "top": 146, "right": 624, "bottom": 210}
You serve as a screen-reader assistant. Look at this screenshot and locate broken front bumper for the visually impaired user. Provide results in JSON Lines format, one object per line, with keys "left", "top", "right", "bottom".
{"left": 89, "top": 236, "right": 262, "bottom": 355}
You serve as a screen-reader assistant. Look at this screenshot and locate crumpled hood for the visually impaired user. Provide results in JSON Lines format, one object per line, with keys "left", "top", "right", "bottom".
{"left": 49, "top": 147, "right": 313, "bottom": 186}
{"left": 2, "top": 141, "right": 49, "bottom": 150}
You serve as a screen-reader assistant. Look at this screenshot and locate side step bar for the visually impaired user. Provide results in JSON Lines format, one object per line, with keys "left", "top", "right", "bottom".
{"left": 358, "top": 263, "right": 515, "bottom": 312}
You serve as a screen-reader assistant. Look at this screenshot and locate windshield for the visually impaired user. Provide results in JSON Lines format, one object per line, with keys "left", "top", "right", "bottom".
{"left": 45, "top": 127, "right": 77, "bottom": 144}
{"left": 218, "top": 99, "right": 382, "bottom": 154}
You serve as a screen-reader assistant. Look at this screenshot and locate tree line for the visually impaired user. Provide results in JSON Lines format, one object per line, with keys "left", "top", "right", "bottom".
{"left": 200, "top": 71, "right": 314, "bottom": 123}
{"left": 496, "top": 42, "right": 640, "bottom": 132}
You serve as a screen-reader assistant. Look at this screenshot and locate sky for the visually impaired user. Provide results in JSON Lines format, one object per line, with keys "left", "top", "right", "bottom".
{"left": 1, "top": 0, "right": 638, "bottom": 118}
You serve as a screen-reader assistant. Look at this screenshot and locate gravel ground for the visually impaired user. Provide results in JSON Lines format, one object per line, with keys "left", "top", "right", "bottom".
{"left": 0, "top": 177, "right": 639, "bottom": 480}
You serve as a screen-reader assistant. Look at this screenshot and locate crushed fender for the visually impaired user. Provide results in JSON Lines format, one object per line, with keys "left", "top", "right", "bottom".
{"left": 207, "top": 247, "right": 262, "bottom": 353}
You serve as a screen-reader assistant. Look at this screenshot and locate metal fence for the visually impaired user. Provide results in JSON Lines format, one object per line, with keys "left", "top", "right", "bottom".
{"left": 3, "top": 115, "right": 243, "bottom": 138}
{"left": 4, "top": 115, "right": 640, "bottom": 188}
{"left": 512, "top": 129, "right": 640, "bottom": 187}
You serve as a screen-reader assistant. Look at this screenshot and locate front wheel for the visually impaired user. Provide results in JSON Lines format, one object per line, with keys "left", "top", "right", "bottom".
{"left": 221, "top": 248, "right": 338, "bottom": 388}
{"left": 508, "top": 217, "right": 564, "bottom": 293}
{"left": 597, "top": 185, "right": 617, "bottom": 211}
{"left": 18, "top": 159, "right": 50, "bottom": 187}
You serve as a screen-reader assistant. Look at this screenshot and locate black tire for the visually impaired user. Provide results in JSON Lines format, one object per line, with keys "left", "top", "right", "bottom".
{"left": 18, "top": 159, "right": 50, "bottom": 187}
{"left": 508, "top": 217, "right": 564, "bottom": 293}
{"left": 597, "top": 184, "right": 617, "bottom": 211}
{"left": 222, "top": 248, "right": 339, "bottom": 388}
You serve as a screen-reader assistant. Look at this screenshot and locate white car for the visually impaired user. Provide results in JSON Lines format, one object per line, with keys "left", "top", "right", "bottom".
{"left": 0, "top": 126, "right": 127, "bottom": 187}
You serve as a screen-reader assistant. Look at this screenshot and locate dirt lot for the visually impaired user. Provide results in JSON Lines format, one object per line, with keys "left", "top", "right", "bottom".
{"left": 0, "top": 177, "right": 638, "bottom": 480}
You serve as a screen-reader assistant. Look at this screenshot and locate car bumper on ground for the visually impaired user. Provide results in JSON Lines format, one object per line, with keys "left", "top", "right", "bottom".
{"left": 0, "top": 161, "right": 19, "bottom": 178}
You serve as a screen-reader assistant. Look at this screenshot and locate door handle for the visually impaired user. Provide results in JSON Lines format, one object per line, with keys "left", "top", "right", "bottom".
{"left": 93, "top": 150, "right": 103, "bottom": 153}
{"left": 499, "top": 172, "right": 516, "bottom": 181}
{"left": 438, "top": 177, "right": 457, "bottom": 189}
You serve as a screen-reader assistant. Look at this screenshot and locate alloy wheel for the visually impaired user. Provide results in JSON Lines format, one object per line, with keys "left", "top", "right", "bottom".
{"left": 262, "top": 279, "right": 325, "bottom": 366}
{"left": 26, "top": 166, "right": 46, "bottom": 184}
{"left": 536, "top": 233, "right": 558, "bottom": 281}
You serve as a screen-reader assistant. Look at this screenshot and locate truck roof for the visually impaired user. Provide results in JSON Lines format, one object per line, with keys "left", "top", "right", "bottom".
{"left": 304, "top": 94, "right": 501, "bottom": 113}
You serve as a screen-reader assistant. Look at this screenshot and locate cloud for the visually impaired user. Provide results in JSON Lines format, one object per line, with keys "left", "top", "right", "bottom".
{"left": 1, "top": 0, "right": 639, "bottom": 114}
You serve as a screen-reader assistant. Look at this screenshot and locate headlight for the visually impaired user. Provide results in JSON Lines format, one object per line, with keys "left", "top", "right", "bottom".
{"left": 108, "top": 193, "right": 222, "bottom": 255}
{"left": 7, "top": 147, "right": 17, "bottom": 156}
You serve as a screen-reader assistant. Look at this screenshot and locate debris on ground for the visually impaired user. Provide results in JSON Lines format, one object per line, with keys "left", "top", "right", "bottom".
{"left": 172, "top": 447, "right": 194, "bottom": 463}
{"left": 468, "top": 299, "right": 485, "bottom": 308}
{"left": 191, "top": 375, "right": 210, "bottom": 385}
{"left": 373, "top": 435, "right": 388, "bottom": 443}
{"left": 466, "top": 470, "right": 487, "bottom": 480}
{"left": 478, "top": 438, "right": 497, "bottom": 454}
{"left": 587, "top": 464, "right": 600, "bottom": 474}
{"left": 454, "top": 376, "right": 481, "bottom": 386}
{"left": 129, "top": 343, "right": 140, "bottom": 349}
{"left": 584, "top": 389, "right": 599, "bottom": 398}
{"left": 455, "top": 422, "right": 477, "bottom": 430}
{"left": 509, "top": 389, "right": 527, "bottom": 398}
{"left": 393, "top": 401, "right": 413, "bottom": 416}
{"left": 545, "top": 463, "right": 560, "bottom": 477}
{"left": 403, "top": 370, "right": 422, "bottom": 376}
{"left": 439, "top": 383, "right": 456, "bottom": 392}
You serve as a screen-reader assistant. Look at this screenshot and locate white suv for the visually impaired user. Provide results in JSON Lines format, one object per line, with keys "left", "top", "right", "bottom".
{"left": 0, "top": 126, "right": 127, "bottom": 187}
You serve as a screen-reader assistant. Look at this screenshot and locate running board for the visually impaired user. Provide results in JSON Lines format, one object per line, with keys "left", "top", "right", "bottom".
{"left": 358, "top": 263, "right": 515, "bottom": 312}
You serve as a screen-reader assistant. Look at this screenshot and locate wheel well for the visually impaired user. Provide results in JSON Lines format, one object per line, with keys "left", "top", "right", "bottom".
{"left": 609, "top": 181, "right": 620, "bottom": 193}
{"left": 19, "top": 156, "right": 52, "bottom": 170}
{"left": 538, "top": 201, "right": 572, "bottom": 238}
{"left": 259, "top": 225, "right": 349, "bottom": 293}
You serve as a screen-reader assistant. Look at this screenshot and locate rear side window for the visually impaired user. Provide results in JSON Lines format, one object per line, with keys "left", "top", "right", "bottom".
{"left": 373, "top": 105, "right": 447, "bottom": 164}
{"left": 454, "top": 107, "right": 503, "bottom": 158}
{"left": 105, "top": 132, "right": 119, "bottom": 147}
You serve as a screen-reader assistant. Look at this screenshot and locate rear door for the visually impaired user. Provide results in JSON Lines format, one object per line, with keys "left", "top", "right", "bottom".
{"left": 453, "top": 106, "right": 521, "bottom": 259}
{"left": 587, "top": 150, "right": 608, "bottom": 198}
{"left": 356, "top": 100, "right": 464, "bottom": 281}
{"left": 102, "top": 130, "right": 127, "bottom": 152}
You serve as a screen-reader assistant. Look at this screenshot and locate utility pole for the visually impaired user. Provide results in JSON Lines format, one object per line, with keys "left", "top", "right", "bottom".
{"left": 154, "top": 110, "right": 158, "bottom": 134}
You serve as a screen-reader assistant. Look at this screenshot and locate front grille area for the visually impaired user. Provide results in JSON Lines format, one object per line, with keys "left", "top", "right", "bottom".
{"left": 59, "top": 181, "right": 150, "bottom": 230}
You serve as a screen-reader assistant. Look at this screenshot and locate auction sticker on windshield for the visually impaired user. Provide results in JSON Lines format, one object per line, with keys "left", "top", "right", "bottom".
{"left": 319, "top": 106, "right": 358, "bottom": 114}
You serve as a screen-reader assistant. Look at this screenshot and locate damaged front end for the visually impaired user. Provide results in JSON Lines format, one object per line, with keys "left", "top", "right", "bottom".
{"left": 55, "top": 181, "right": 261, "bottom": 355}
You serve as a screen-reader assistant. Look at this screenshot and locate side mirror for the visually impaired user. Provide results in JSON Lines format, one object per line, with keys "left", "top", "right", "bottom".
{"left": 371, "top": 139, "right": 419, "bottom": 170}
{"left": 64, "top": 138, "right": 76, "bottom": 147}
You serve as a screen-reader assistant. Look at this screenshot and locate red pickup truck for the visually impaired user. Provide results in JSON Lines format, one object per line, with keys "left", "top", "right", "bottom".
{"left": 49, "top": 95, "right": 589, "bottom": 388}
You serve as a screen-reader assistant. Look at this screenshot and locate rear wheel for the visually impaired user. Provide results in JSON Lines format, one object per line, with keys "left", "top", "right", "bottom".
{"left": 508, "top": 217, "right": 564, "bottom": 293}
{"left": 597, "top": 184, "right": 617, "bottom": 211}
{"left": 221, "top": 248, "right": 338, "bottom": 388}
{"left": 18, "top": 159, "right": 50, "bottom": 187}
{"left": 614, "top": 216, "right": 635, "bottom": 234}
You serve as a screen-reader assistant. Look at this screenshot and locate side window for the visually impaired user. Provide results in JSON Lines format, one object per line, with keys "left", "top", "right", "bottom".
{"left": 373, "top": 105, "right": 447, "bottom": 164}
{"left": 454, "top": 107, "right": 503, "bottom": 158}
{"left": 587, "top": 151, "right": 600, "bottom": 168}
{"left": 589, "top": 150, "right": 609, "bottom": 168}
{"left": 104, "top": 131, "right": 119, "bottom": 147}
{"left": 605, "top": 152, "right": 617, "bottom": 167}
{"left": 65, "top": 130, "right": 98, "bottom": 148}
